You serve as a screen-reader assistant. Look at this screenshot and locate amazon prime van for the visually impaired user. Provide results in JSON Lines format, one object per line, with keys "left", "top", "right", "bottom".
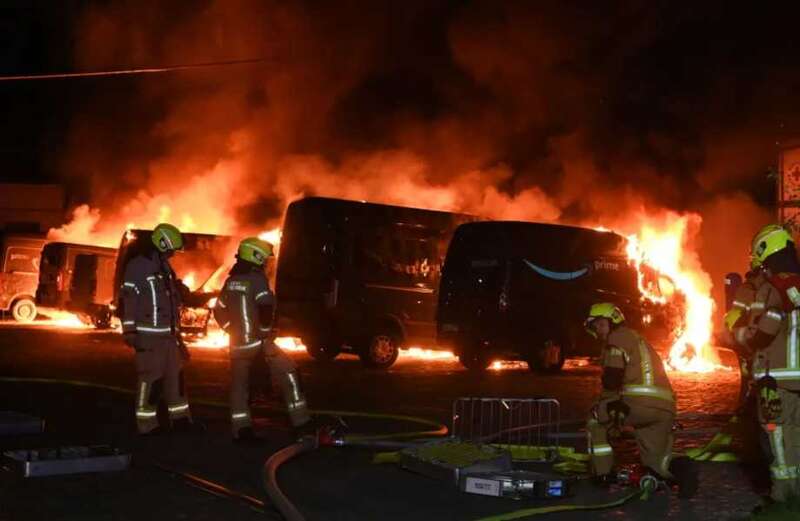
{"left": 437, "top": 221, "right": 679, "bottom": 372}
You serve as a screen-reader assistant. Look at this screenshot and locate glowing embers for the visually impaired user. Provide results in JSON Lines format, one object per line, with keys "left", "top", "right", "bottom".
{"left": 399, "top": 347, "right": 457, "bottom": 361}
{"left": 21, "top": 311, "right": 92, "bottom": 329}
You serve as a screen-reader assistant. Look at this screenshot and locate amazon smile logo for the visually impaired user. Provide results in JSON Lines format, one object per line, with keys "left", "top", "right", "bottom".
{"left": 523, "top": 259, "right": 590, "bottom": 281}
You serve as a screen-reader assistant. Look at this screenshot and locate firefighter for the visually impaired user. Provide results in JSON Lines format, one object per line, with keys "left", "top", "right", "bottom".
{"left": 213, "top": 237, "right": 311, "bottom": 442}
{"left": 733, "top": 224, "right": 800, "bottom": 501}
{"left": 584, "top": 302, "right": 697, "bottom": 497}
{"left": 725, "top": 266, "right": 768, "bottom": 404}
{"left": 120, "top": 223, "right": 201, "bottom": 435}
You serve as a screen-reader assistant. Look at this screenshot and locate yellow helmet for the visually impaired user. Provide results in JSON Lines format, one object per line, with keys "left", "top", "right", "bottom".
{"left": 237, "top": 237, "right": 273, "bottom": 266}
{"left": 750, "top": 224, "right": 793, "bottom": 268}
{"left": 584, "top": 302, "right": 625, "bottom": 337}
{"left": 151, "top": 223, "right": 184, "bottom": 252}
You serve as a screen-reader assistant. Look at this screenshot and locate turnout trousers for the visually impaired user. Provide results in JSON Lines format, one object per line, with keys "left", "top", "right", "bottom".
{"left": 759, "top": 388, "right": 800, "bottom": 501}
{"left": 134, "top": 335, "right": 190, "bottom": 433}
{"left": 229, "top": 340, "right": 311, "bottom": 436}
{"left": 587, "top": 399, "right": 675, "bottom": 478}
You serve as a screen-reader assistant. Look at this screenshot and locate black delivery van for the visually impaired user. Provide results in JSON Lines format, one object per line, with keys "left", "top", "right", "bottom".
{"left": 437, "top": 221, "right": 678, "bottom": 372}
{"left": 275, "top": 197, "right": 475, "bottom": 369}
{"left": 113, "top": 229, "right": 236, "bottom": 335}
{"left": 36, "top": 242, "right": 118, "bottom": 328}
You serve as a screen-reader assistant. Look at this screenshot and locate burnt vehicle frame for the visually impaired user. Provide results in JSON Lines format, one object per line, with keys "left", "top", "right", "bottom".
{"left": 35, "top": 241, "right": 118, "bottom": 328}
{"left": 0, "top": 233, "right": 47, "bottom": 323}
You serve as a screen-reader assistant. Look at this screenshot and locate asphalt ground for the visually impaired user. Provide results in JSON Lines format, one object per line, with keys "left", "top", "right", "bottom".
{"left": 0, "top": 322, "right": 768, "bottom": 520}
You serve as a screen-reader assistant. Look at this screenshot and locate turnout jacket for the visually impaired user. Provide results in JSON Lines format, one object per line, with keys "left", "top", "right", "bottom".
{"left": 120, "top": 251, "right": 182, "bottom": 336}
{"left": 600, "top": 326, "right": 676, "bottom": 412}
{"left": 213, "top": 264, "right": 274, "bottom": 353}
{"left": 731, "top": 271, "right": 768, "bottom": 325}
{"left": 736, "top": 273, "right": 800, "bottom": 391}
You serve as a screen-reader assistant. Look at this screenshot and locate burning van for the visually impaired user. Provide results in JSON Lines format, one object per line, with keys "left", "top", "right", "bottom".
{"left": 436, "top": 221, "right": 683, "bottom": 372}
{"left": 0, "top": 233, "right": 47, "bottom": 322}
{"left": 274, "top": 197, "right": 475, "bottom": 369}
{"left": 35, "top": 242, "right": 117, "bottom": 328}
{"left": 113, "top": 229, "right": 235, "bottom": 335}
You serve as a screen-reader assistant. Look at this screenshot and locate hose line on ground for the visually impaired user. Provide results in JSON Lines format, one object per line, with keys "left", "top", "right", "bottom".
{"left": 262, "top": 437, "right": 318, "bottom": 521}
{"left": 0, "top": 376, "right": 707, "bottom": 520}
{"left": 470, "top": 488, "right": 644, "bottom": 521}
{"left": 0, "top": 376, "right": 449, "bottom": 442}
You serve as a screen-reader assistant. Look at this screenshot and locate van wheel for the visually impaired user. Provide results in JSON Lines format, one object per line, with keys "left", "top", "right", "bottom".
{"left": 527, "top": 339, "right": 566, "bottom": 374}
{"left": 306, "top": 342, "right": 341, "bottom": 362}
{"left": 458, "top": 340, "right": 492, "bottom": 371}
{"left": 359, "top": 333, "right": 400, "bottom": 369}
{"left": 93, "top": 311, "right": 112, "bottom": 329}
{"left": 11, "top": 298, "right": 37, "bottom": 323}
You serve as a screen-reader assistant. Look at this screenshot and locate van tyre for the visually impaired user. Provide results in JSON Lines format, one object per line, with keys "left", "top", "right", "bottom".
{"left": 306, "top": 342, "right": 341, "bottom": 363}
{"left": 93, "top": 310, "right": 112, "bottom": 329}
{"left": 359, "top": 333, "right": 400, "bottom": 369}
{"left": 527, "top": 339, "right": 566, "bottom": 374}
{"left": 458, "top": 340, "right": 492, "bottom": 371}
{"left": 11, "top": 298, "right": 37, "bottom": 323}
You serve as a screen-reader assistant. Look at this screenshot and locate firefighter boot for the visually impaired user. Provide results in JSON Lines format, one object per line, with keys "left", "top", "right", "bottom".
{"left": 233, "top": 426, "right": 266, "bottom": 446}
{"left": 172, "top": 418, "right": 207, "bottom": 435}
{"left": 669, "top": 456, "right": 699, "bottom": 498}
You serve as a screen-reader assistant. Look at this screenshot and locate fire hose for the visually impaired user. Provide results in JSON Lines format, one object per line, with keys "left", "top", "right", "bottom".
{"left": 0, "top": 376, "right": 448, "bottom": 521}
{"left": 0, "top": 376, "right": 730, "bottom": 520}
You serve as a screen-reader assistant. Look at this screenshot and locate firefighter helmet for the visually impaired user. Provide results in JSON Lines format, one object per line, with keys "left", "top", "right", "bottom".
{"left": 585, "top": 302, "right": 625, "bottom": 337}
{"left": 751, "top": 224, "right": 793, "bottom": 269}
{"left": 238, "top": 237, "right": 273, "bottom": 266}
{"left": 151, "top": 223, "right": 184, "bottom": 252}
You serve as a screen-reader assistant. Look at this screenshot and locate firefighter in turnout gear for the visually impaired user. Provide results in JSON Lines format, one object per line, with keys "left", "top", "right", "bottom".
{"left": 120, "top": 223, "right": 199, "bottom": 435}
{"left": 213, "top": 237, "right": 311, "bottom": 442}
{"left": 725, "top": 267, "right": 768, "bottom": 405}
{"left": 733, "top": 224, "right": 800, "bottom": 501}
{"left": 584, "top": 303, "right": 697, "bottom": 497}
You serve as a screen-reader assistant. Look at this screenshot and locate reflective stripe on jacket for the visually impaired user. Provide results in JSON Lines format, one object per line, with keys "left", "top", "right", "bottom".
{"left": 745, "top": 278, "right": 800, "bottom": 391}
{"left": 213, "top": 269, "right": 274, "bottom": 350}
{"left": 604, "top": 326, "right": 675, "bottom": 412}
{"left": 120, "top": 252, "right": 182, "bottom": 336}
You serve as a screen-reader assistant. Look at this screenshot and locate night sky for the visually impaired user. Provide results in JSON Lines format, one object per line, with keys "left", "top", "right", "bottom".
{"left": 2, "top": 1, "right": 800, "bottom": 218}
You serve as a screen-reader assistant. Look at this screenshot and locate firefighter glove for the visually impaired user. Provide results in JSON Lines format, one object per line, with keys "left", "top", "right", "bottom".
{"left": 757, "top": 375, "right": 782, "bottom": 421}
{"left": 606, "top": 399, "right": 629, "bottom": 438}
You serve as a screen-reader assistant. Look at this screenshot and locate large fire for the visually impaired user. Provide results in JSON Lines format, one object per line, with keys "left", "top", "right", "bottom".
{"left": 46, "top": 188, "right": 728, "bottom": 373}
{"left": 621, "top": 215, "right": 726, "bottom": 373}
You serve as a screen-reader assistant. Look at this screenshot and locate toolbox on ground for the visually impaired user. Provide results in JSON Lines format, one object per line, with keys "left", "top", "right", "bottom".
{"left": 0, "top": 411, "right": 44, "bottom": 436}
{"left": 3, "top": 445, "right": 130, "bottom": 477}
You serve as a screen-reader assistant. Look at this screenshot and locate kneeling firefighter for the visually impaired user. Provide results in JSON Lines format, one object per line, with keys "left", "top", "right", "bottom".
{"left": 120, "top": 223, "right": 201, "bottom": 435}
{"left": 213, "top": 237, "right": 312, "bottom": 442}
{"left": 733, "top": 224, "right": 800, "bottom": 501}
{"left": 584, "top": 303, "right": 697, "bottom": 497}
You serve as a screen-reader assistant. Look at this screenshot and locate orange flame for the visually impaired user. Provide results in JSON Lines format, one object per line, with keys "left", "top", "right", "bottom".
{"left": 182, "top": 272, "right": 197, "bottom": 291}
{"left": 31, "top": 311, "right": 92, "bottom": 329}
{"left": 258, "top": 228, "right": 282, "bottom": 248}
{"left": 622, "top": 215, "right": 727, "bottom": 373}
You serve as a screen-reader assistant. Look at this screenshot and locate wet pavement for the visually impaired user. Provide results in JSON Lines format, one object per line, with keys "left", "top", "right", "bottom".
{"left": 0, "top": 323, "right": 764, "bottom": 520}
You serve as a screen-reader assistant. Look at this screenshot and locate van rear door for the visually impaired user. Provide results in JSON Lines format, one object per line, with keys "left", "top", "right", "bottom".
{"left": 36, "top": 243, "right": 65, "bottom": 307}
{"left": 70, "top": 254, "right": 98, "bottom": 309}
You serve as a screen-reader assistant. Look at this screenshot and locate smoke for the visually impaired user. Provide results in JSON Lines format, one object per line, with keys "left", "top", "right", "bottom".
{"left": 50, "top": 0, "right": 800, "bottom": 312}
